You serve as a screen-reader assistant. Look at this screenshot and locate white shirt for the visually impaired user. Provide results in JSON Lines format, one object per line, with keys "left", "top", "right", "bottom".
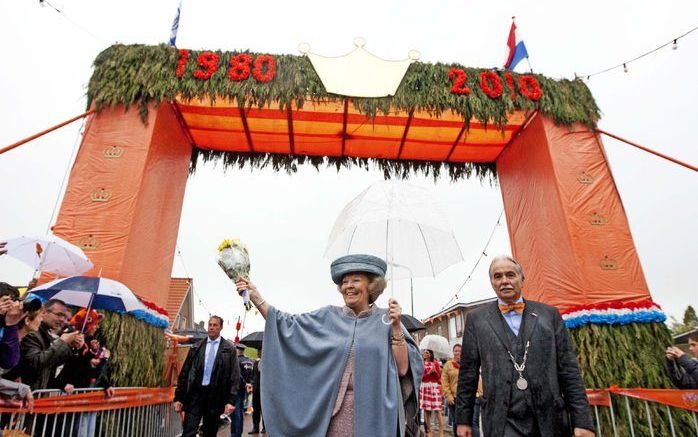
{"left": 201, "top": 336, "right": 221, "bottom": 386}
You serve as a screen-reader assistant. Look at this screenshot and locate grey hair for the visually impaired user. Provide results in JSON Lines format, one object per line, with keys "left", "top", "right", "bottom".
{"left": 337, "top": 272, "right": 387, "bottom": 304}
{"left": 488, "top": 255, "right": 525, "bottom": 280}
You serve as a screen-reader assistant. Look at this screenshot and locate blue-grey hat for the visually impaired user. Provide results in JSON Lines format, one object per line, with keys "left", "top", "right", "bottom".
{"left": 330, "top": 254, "right": 387, "bottom": 284}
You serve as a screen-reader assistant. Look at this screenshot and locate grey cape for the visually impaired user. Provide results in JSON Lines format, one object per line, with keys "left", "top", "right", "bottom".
{"left": 261, "top": 305, "right": 424, "bottom": 437}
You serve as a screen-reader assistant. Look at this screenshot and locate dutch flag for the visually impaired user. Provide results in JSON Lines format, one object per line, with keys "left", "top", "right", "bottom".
{"left": 168, "top": 0, "right": 182, "bottom": 46}
{"left": 504, "top": 21, "right": 529, "bottom": 71}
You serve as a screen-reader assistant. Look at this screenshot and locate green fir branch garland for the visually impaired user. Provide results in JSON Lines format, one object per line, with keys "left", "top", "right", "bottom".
{"left": 88, "top": 44, "right": 599, "bottom": 127}
{"left": 98, "top": 312, "right": 166, "bottom": 387}
{"left": 87, "top": 44, "right": 599, "bottom": 181}
{"left": 190, "top": 149, "right": 498, "bottom": 183}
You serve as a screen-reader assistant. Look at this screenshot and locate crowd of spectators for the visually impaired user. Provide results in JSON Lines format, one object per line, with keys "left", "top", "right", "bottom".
{"left": 0, "top": 281, "right": 112, "bottom": 413}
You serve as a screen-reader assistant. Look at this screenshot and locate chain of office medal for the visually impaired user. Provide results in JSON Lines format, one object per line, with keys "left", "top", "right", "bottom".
{"left": 506, "top": 340, "right": 530, "bottom": 390}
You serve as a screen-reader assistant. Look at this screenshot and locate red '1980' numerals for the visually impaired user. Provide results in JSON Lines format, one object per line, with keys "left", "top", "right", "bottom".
{"left": 176, "top": 50, "right": 277, "bottom": 83}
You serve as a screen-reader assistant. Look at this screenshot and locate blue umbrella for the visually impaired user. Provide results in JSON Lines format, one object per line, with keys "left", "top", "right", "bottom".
{"left": 28, "top": 276, "right": 168, "bottom": 328}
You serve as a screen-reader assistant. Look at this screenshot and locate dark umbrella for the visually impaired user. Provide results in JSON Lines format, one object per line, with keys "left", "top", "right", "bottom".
{"left": 241, "top": 331, "right": 264, "bottom": 349}
{"left": 401, "top": 314, "right": 425, "bottom": 333}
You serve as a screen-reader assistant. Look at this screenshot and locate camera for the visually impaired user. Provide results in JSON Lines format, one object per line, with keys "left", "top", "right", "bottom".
{"left": 19, "top": 297, "right": 42, "bottom": 313}
{"left": 59, "top": 325, "right": 77, "bottom": 335}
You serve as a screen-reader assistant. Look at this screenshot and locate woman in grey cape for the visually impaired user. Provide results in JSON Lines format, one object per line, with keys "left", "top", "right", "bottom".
{"left": 235, "top": 254, "right": 424, "bottom": 437}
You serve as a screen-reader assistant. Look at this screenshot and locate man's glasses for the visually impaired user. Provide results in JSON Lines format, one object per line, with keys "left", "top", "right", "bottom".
{"left": 47, "top": 310, "right": 69, "bottom": 319}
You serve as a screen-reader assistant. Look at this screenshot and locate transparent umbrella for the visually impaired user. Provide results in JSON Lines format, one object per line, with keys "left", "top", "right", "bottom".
{"left": 325, "top": 180, "right": 464, "bottom": 314}
{"left": 325, "top": 180, "right": 463, "bottom": 280}
{"left": 419, "top": 334, "right": 452, "bottom": 360}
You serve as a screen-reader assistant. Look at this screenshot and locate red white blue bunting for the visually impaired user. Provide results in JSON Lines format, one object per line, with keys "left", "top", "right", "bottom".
{"left": 561, "top": 299, "right": 666, "bottom": 329}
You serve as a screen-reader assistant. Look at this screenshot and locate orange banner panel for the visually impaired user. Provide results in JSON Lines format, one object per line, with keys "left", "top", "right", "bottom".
{"left": 399, "top": 141, "right": 452, "bottom": 161}
{"left": 249, "top": 132, "right": 292, "bottom": 154}
{"left": 179, "top": 112, "right": 245, "bottom": 132}
{"left": 407, "top": 125, "right": 462, "bottom": 144}
{"left": 291, "top": 119, "right": 343, "bottom": 136}
{"left": 344, "top": 138, "right": 401, "bottom": 159}
{"left": 349, "top": 121, "right": 405, "bottom": 142}
{"left": 51, "top": 103, "right": 192, "bottom": 306}
{"left": 294, "top": 138, "right": 342, "bottom": 157}
{"left": 610, "top": 388, "right": 698, "bottom": 412}
{"left": 189, "top": 129, "right": 249, "bottom": 152}
{"left": 449, "top": 145, "right": 505, "bottom": 162}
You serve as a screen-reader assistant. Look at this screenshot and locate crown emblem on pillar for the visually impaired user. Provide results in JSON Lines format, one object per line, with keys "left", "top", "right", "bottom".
{"left": 599, "top": 256, "right": 618, "bottom": 270}
{"left": 103, "top": 145, "right": 124, "bottom": 159}
{"left": 90, "top": 188, "right": 112, "bottom": 202}
{"left": 79, "top": 235, "right": 100, "bottom": 251}
{"left": 588, "top": 212, "right": 607, "bottom": 226}
{"left": 576, "top": 171, "right": 594, "bottom": 185}
{"left": 299, "top": 38, "right": 420, "bottom": 98}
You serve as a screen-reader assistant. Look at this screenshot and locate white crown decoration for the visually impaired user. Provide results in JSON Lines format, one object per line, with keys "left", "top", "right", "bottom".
{"left": 299, "top": 38, "right": 421, "bottom": 98}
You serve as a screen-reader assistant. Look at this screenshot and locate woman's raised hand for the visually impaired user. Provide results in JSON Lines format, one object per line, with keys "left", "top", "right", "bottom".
{"left": 235, "top": 277, "right": 258, "bottom": 297}
{"left": 387, "top": 298, "right": 402, "bottom": 328}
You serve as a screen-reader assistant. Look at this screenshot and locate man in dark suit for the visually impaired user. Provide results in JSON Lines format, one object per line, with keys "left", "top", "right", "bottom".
{"left": 174, "top": 315, "right": 240, "bottom": 437}
{"left": 455, "top": 255, "right": 595, "bottom": 437}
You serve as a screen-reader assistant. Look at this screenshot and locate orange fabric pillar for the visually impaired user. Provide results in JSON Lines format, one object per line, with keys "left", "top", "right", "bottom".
{"left": 496, "top": 115, "right": 651, "bottom": 311}
{"left": 50, "top": 103, "right": 192, "bottom": 306}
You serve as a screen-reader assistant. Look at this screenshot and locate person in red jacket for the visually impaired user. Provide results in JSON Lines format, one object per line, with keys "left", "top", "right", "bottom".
{"left": 420, "top": 349, "right": 443, "bottom": 437}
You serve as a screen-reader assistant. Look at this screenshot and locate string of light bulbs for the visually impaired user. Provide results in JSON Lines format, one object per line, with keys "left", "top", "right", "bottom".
{"left": 435, "top": 209, "right": 505, "bottom": 313}
{"left": 175, "top": 244, "right": 216, "bottom": 317}
{"left": 579, "top": 25, "right": 697, "bottom": 80}
{"left": 38, "top": 0, "right": 107, "bottom": 44}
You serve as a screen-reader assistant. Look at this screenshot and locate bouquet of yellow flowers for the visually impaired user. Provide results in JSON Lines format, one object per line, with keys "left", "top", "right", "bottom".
{"left": 217, "top": 239, "right": 252, "bottom": 310}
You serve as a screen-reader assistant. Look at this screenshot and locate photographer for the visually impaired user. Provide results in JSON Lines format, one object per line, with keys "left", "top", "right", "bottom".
{"left": 17, "top": 298, "right": 84, "bottom": 390}
{"left": 0, "top": 283, "right": 25, "bottom": 370}
{"left": 0, "top": 282, "right": 33, "bottom": 410}
{"left": 666, "top": 334, "right": 698, "bottom": 389}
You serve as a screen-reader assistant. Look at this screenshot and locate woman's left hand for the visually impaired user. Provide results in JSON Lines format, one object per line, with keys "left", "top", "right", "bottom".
{"left": 388, "top": 298, "right": 402, "bottom": 328}
{"left": 666, "top": 346, "right": 685, "bottom": 359}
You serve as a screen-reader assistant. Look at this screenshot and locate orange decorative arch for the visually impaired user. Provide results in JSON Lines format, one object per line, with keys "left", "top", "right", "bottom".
{"left": 51, "top": 98, "right": 650, "bottom": 312}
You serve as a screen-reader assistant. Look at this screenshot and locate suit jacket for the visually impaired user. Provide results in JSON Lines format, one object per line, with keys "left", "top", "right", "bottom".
{"left": 455, "top": 300, "right": 594, "bottom": 437}
{"left": 174, "top": 337, "right": 240, "bottom": 414}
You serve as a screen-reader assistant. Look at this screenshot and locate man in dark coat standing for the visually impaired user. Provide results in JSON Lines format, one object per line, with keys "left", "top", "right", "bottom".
{"left": 249, "top": 350, "right": 265, "bottom": 434}
{"left": 174, "top": 315, "right": 240, "bottom": 437}
{"left": 455, "top": 255, "right": 595, "bottom": 437}
{"left": 231, "top": 343, "right": 254, "bottom": 437}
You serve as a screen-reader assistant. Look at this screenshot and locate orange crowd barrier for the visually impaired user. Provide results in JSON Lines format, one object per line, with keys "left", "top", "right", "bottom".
{"left": 585, "top": 389, "right": 612, "bottom": 407}
{"left": 0, "top": 387, "right": 174, "bottom": 415}
{"left": 608, "top": 386, "right": 698, "bottom": 413}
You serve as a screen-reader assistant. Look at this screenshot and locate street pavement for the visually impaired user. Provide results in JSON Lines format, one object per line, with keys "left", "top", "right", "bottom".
{"left": 214, "top": 412, "right": 457, "bottom": 436}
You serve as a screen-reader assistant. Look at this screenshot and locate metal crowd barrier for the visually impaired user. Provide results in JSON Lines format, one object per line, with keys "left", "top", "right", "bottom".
{"left": 0, "top": 387, "right": 182, "bottom": 437}
{"left": 588, "top": 389, "right": 698, "bottom": 437}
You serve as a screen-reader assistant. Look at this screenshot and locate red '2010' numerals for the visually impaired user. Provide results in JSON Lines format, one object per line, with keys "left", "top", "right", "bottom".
{"left": 448, "top": 67, "right": 543, "bottom": 101}
{"left": 448, "top": 68, "right": 470, "bottom": 95}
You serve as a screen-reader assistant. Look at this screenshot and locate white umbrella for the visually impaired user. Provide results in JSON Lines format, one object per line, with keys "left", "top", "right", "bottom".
{"left": 324, "top": 180, "right": 463, "bottom": 280}
{"left": 419, "top": 334, "right": 452, "bottom": 359}
{"left": 2, "top": 235, "right": 93, "bottom": 277}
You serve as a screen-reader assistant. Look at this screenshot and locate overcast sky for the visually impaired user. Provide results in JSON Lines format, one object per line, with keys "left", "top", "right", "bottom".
{"left": 0, "top": 0, "right": 696, "bottom": 339}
